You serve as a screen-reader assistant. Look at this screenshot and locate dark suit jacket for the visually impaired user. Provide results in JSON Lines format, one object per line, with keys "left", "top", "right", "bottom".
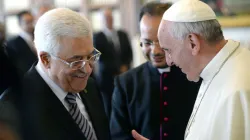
{"left": 93, "top": 30, "right": 133, "bottom": 118}
{"left": 6, "top": 35, "right": 37, "bottom": 78}
{"left": 0, "top": 65, "right": 110, "bottom": 140}
{"left": 0, "top": 44, "right": 18, "bottom": 94}
{"left": 110, "top": 62, "right": 201, "bottom": 140}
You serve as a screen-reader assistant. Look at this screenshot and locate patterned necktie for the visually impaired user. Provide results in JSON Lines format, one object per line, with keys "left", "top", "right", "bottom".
{"left": 65, "top": 93, "right": 97, "bottom": 140}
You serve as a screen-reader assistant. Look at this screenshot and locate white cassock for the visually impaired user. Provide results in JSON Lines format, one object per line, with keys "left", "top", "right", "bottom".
{"left": 185, "top": 40, "right": 250, "bottom": 140}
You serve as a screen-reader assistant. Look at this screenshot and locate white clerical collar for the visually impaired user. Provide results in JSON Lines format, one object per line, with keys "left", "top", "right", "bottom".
{"left": 200, "top": 40, "right": 240, "bottom": 81}
{"left": 158, "top": 67, "right": 171, "bottom": 74}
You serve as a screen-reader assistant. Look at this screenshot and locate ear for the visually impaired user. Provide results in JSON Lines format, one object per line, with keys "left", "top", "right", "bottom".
{"left": 39, "top": 51, "right": 51, "bottom": 69}
{"left": 187, "top": 33, "right": 200, "bottom": 56}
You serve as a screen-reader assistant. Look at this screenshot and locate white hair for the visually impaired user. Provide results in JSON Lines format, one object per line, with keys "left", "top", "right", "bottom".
{"left": 167, "top": 19, "right": 224, "bottom": 44}
{"left": 34, "top": 8, "right": 92, "bottom": 55}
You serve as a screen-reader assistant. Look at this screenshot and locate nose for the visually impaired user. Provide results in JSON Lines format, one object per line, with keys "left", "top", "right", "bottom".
{"left": 80, "top": 62, "right": 92, "bottom": 74}
{"left": 151, "top": 43, "right": 162, "bottom": 55}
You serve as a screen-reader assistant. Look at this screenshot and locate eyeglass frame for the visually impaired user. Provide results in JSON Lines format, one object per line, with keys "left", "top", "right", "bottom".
{"left": 50, "top": 48, "right": 101, "bottom": 70}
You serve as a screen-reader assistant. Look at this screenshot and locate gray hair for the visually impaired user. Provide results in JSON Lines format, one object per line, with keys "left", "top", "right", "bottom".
{"left": 34, "top": 8, "right": 92, "bottom": 55}
{"left": 168, "top": 19, "right": 224, "bottom": 44}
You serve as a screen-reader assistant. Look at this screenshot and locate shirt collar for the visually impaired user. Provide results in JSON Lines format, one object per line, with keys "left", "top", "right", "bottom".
{"left": 103, "top": 28, "right": 117, "bottom": 37}
{"left": 158, "top": 67, "right": 171, "bottom": 74}
{"left": 35, "top": 63, "right": 67, "bottom": 102}
{"left": 36, "top": 63, "right": 82, "bottom": 101}
{"left": 19, "top": 31, "right": 33, "bottom": 44}
{"left": 200, "top": 40, "right": 240, "bottom": 81}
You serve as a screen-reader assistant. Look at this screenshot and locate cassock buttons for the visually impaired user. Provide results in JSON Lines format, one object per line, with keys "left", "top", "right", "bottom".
{"left": 164, "top": 86, "right": 168, "bottom": 91}
{"left": 164, "top": 133, "right": 168, "bottom": 137}
{"left": 164, "top": 101, "right": 168, "bottom": 106}
{"left": 164, "top": 73, "right": 168, "bottom": 78}
{"left": 164, "top": 117, "right": 169, "bottom": 121}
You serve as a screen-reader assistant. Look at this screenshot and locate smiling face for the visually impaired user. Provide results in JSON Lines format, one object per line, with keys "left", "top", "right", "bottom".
{"left": 158, "top": 20, "right": 201, "bottom": 82}
{"left": 140, "top": 14, "right": 169, "bottom": 68}
{"left": 41, "top": 36, "right": 95, "bottom": 93}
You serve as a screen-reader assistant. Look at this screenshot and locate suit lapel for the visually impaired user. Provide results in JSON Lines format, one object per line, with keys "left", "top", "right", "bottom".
{"left": 24, "top": 66, "right": 86, "bottom": 139}
{"left": 43, "top": 89, "right": 85, "bottom": 139}
{"left": 79, "top": 79, "right": 110, "bottom": 140}
{"left": 17, "top": 36, "right": 37, "bottom": 60}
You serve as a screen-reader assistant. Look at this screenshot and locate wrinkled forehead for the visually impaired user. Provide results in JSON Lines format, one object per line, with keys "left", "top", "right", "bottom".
{"left": 58, "top": 36, "right": 94, "bottom": 56}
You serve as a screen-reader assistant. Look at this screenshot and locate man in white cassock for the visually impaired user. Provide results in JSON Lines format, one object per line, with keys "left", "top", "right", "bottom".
{"left": 132, "top": 0, "right": 250, "bottom": 140}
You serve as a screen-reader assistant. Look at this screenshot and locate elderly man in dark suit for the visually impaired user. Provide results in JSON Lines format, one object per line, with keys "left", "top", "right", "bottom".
{"left": 110, "top": 2, "right": 201, "bottom": 140}
{"left": 0, "top": 8, "right": 110, "bottom": 140}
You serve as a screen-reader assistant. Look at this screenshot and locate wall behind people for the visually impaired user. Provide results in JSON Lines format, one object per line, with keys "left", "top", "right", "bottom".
{"left": 0, "top": 22, "right": 19, "bottom": 94}
{"left": 223, "top": 27, "right": 250, "bottom": 48}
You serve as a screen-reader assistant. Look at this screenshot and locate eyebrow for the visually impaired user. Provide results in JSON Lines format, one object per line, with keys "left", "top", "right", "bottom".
{"left": 67, "top": 55, "right": 83, "bottom": 61}
{"left": 142, "top": 38, "right": 159, "bottom": 42}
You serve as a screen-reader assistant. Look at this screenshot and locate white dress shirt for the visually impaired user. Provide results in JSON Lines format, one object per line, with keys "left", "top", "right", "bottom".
{"left": 35, "top": 64, "right": 98, "bottom": 139}
{"left": 158, "top": 67, "right": 171, "bottom": 74}
{"left": 185, "top": 40, "right": 250, "bottom": 140}
{"left": 103, "top": 28, "right": 120, "bottom": 53}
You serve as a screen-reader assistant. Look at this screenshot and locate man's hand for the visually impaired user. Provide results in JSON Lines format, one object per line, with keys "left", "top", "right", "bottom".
{"left": 131, "top": 130, "right": 149, "bottom": 140}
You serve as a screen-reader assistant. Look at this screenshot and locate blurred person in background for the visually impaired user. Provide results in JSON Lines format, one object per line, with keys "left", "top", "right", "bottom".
{"left": 0, "top": 8, "right": 110, "bottom": 140}
{"left": 93, "top": 8, "right": 133, "bottom": 118}
{"left": 0, "top": 23, "right": 18, "bottom": 94}
{"left": 6, "top": 11, "right": 37, "bottom": 79}
{"left": 110, "top": 2, "right": 201, "bottom": 140}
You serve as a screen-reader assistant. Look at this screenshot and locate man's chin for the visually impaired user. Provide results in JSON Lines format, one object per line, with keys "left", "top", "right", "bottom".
{"left": 68, "top": 83, "right": 87, "bottom": 93}
{"left": 69, "top": 88, "right": 86, "bottom": 94}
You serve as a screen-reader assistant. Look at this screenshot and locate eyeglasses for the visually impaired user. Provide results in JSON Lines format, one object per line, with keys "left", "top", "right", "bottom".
{"left": 51, "top": 48, "right": 101, "bottom": 70}
{"left": 140, "top": 40, "right": 160, "bottom": 48}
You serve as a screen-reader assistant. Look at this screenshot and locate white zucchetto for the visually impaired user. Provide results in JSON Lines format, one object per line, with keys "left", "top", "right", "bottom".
{"left": 163, "top": 0, "right": 216, "bottom": 22}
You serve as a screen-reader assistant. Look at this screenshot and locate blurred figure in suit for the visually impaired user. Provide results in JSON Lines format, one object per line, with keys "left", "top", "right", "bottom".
{"left": 93, "top": 8, "right": 133, "bottom": 118}
{"left": 6, "top": 11, "right": 37, "bottom": 79}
